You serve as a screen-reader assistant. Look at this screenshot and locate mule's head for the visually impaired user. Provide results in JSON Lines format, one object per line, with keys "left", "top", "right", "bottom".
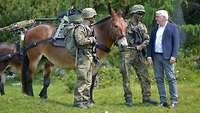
{"left": 108, "top": 4, "right": 128, "bottom": 46}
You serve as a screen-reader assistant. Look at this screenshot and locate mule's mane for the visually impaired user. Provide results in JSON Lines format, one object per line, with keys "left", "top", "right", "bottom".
{"left": 94, "top": 16, "right": 111, "bottom": 25}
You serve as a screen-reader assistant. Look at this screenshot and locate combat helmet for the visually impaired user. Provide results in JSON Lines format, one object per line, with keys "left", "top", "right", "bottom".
{"left": 82, "top": 8, "right": 97, "bottom": 19}
{"left": 130, "top": 5, "right": 145, "bottom": 14}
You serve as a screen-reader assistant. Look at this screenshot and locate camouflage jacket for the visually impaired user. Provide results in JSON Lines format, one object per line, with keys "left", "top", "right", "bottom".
{"left": 74, "top": 23, "right": 94, "bottom": 62}
{"left": 127, "top": 21, "right": 149, "bottom": 49}
{"left": 74, "top": 23, "right": 94, "bottom": 49}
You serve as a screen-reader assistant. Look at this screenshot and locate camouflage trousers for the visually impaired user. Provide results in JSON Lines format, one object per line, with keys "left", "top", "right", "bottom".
{"left": 119, "top": 50, "right": 151, "bottom": 101}
{"left": 74, "top": 51, "right": 93, "bottom": 105}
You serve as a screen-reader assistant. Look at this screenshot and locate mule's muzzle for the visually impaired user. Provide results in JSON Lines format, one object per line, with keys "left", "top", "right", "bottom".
{"left": 114, "top": 34, "right": 126, "bottom": 41}
{"left": 116, "top": 36, "right": 128, "bottom": 47}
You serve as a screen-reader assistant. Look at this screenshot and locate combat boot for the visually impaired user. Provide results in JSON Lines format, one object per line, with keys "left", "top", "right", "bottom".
{"left": 125, "top": 97, "right": 133, "bottom": 107}
{"left": 143, "top": 98, "right": 158, "bottom": 105}
{"left": 85, "top": 99, "right": 94, "bottom": 108}
{"left": 74, "top": 102, "right": 88, "bottom": 109}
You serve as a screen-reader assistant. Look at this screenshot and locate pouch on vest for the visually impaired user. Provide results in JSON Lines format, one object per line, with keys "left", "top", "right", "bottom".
{"left": 64, "top": 23, "right": 78, "bottom": 56}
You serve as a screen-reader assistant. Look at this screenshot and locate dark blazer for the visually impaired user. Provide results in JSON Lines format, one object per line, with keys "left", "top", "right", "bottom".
{"left": 147, "top": 22, "right": 180, "bottom": 59}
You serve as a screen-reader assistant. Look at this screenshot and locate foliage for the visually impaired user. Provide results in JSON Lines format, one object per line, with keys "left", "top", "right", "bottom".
{"left": 181, "top": 24, "right": 200, "bottom": 38}
{"left": 0, "top": 0, "right": 70, "bottom": 42}
{"left": 180, "top": 24, "right": 200, "bottom": 55}
{"left": 142, "top": 4, "right": 157, "bottom": 30}
{"left": 98, "top": 66, "right": 122, "bottom": 88}
{"left": 63, "top": 70, "right": 76, "bottom": 93}
{"left": 176, "top": 49, "right": 200, "bottom": 81}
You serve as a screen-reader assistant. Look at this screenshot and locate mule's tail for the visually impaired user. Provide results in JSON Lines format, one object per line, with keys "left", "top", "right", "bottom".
{"left": 21, "top": 49, "right": 34, "bottom": 96}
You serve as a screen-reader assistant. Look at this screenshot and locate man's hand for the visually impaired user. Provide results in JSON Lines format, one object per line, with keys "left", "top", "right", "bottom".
{"left": 170, "top": 57, "right": 176, "bottom": 64}
{"left": 147, "top": 57, "right": 153, "bottom": 65}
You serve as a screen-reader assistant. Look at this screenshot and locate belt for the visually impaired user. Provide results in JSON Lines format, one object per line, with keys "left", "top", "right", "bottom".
{"left": 154, "top": 52, "right": 163, "bottom": 54}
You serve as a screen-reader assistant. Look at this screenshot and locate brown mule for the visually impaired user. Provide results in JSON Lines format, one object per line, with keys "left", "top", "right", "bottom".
{"left": 0, "top": 42, "right": 53, "bottom": 96}
{"left": 0, "top": 43, "right": 21, "bottom": 95}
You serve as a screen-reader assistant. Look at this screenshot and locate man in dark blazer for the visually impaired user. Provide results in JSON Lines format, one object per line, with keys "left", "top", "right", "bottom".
{"left": 147, "top": 10, "right": 180, "bottom": 108}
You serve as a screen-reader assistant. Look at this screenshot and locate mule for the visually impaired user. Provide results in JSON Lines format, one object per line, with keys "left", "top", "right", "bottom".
{"left": 22, "top": 5, "right": 128, "bottom": 101}
{"left": 0, "top": 43, "right": 21, "bottom": 95}
{"left": 0, "top": 42, "right": 53, "bottom": 96}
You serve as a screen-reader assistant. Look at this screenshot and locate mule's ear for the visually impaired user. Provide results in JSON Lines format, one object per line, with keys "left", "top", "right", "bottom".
{"left": 108, "top": 3, "right": 115, "bottom": 16}
{"left": 124, "top": 5, "right": 129, "bottom": 17}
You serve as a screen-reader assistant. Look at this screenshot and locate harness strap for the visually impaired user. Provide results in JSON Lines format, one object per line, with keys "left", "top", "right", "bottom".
{"left": 0, "top": 53, "right": 14, "bottom": 62}
{"left": 0, "top": 43, "right": 21, "bottom": 63}
{"left": 25, "top": 38, "right": 51, "bottom": 50}
{"left": 95, "top": 43, "right": 111, "bottom": 53}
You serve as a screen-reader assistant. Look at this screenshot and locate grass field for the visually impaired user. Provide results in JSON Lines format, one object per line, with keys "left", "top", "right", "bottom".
{"left": 0, "top": 77, "right": 200, "bottom": 113}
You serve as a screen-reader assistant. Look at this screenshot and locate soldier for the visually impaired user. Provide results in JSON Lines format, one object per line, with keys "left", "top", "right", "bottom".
{"left": 119, "top": 5, "right": 157, "bottom": 106}
{"left": 73, "top": 8, "right": 97, "bottom": 108}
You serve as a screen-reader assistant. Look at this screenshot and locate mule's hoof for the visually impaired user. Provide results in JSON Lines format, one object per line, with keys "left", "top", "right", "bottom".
{"left": 27, "top": 93, "right": 34, "bottom": 96}
{"left": 0, "top": 93, "right": 5, "bottom": 96}
{"left": 39, "top": 94, "right": 48, "bottom": 99}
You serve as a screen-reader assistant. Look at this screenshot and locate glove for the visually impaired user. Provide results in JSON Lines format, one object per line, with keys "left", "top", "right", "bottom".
{"left": 136, "top": 45, "right": 143, "bottom": 51}
{"left": 89, "top": 37, "right": 96, "bottom": 43}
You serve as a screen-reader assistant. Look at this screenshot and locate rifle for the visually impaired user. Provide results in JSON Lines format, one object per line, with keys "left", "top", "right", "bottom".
{"left": 0, "top": 19, "right": 35, "bottom": 32}
{"left": 0, "top": 17, "right": 60, "bottom": 32}
{"left": 52, "top": 16, "right": 69, "bottom": 39}
{"left": 35, "top": 17, "right": 58, "bottom": 21}
{"left": 127, "top": 46, "right": 137, "bottom": 50}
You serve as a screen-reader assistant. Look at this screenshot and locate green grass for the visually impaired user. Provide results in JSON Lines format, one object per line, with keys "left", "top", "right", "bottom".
{"left": 0, "top": 78, "right": 200, "bottom": 113}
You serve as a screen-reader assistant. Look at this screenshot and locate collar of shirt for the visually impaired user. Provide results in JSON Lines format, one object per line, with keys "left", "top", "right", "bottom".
{"left": 158, "top": 21, "right": 168, "bottom": 28}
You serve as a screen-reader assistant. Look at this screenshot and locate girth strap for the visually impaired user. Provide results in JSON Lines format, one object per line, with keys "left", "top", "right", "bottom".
{"left": 95, "top": 43, "right": 111, "bottom": 53}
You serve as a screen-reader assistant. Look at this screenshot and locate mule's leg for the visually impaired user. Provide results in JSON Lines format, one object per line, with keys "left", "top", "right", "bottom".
{"left": 0, "top": 74, "right": 5, "bottom": 95}
{"left": 39, "top": 61, "right": 53, "bottom": 99}
{"left": 0, "top": 63, "right": 8, "bottom": 96}
{"left": 21, "top": 51, "right": 34, "bottom": 96}
{"left": 89, "top": 72, "right": 99, "bottom": 103}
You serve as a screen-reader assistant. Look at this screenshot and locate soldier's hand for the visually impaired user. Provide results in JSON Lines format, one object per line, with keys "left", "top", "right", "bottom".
{"left": 136, "top": 45, "right": 143, "bottom": 51}
{"left": 89, "top": 37, "right": 96, "bottom": 43}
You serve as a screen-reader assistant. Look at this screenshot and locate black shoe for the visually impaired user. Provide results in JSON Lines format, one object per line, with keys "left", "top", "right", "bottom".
{"left": 143, "top": 98, "right": 158, "bottom": 105}
{"left": 125, "top": 98, "right": 133, "bottom": 107}
{"left": 158, "top": 102, "right": 170, "bottom": 108}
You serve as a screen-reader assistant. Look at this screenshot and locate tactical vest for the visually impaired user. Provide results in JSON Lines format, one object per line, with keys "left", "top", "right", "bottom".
{"left": 127, "top": 22, "right": 144, "bottom": 46}
{"left": 76, "top": 23, "right": 94, "bottom": 49}
{"left": 63, "top": 23, "right": 94, "bottom": 56}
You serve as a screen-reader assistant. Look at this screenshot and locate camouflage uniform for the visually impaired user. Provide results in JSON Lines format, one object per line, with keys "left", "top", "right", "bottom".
{"left": 74, "top": 8, "right": 97, "bottom": 108}
{"left": 119, "top": 5, "right": 156, "bottom": 105}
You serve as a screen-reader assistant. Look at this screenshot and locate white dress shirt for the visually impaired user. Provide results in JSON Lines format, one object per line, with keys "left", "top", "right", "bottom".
{"left": 155, "top": 21, "right": 168, "bottom": 53}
